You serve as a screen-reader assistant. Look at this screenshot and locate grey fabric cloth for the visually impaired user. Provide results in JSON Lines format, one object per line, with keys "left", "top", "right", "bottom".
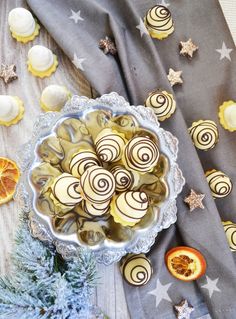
{"left": 26, "top": 0, "right": 236, "bottom": 318}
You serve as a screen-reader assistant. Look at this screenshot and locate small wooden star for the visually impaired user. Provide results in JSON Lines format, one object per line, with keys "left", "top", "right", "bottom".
{"left": 179, "top": 39, "right": 198, "bottom": 59}
{"left": 174, "top": 299, "right": 194, "bottom": 319}
{"left": 99, "top": 36, "right": 117, "bottom": 55}
{"left": 167, "top": 68, "right": 183, "bottom": 87}
{"left": 0, "top": 64, "right": 18, "bottom": 84}
{"left": 184, "top": 189, "right": 205, "bottom": 212}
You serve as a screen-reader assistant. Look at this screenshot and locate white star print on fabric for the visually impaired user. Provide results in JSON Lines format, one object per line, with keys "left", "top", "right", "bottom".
{"left": 136, "top": 18, "right": 149, "bottom": 37}
{"left": 69, "top": 9, "right": 84, "bottom": 23}
{"left": 201, "top": 276, "right": 221, "bottom": 298}
{"left": 148, "top": 279, "right": 172, "bottom": 307}
{"left": 216, "top": 42, "right": 233, "bottom": 61}
{"left": 158, "top": 0, "right": 170, "bottom": 7}
{"left": 72, "top": 53, "right": 86, "bottom": 71}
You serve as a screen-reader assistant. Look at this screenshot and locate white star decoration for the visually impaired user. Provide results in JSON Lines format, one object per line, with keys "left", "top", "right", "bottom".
{"left": 158, "top": 0, "right": 170, "bottom": 7}
{"left": 136, "top": 18, "right": 149, "bottom": 37}
{"left": 72, "top": 53, "right": 86, "bottom": 71}
{"left": 148, "top": 279, "right": 172, "bottom": 307}
{"left": 69, "top": 9, "right": 84, "bottom": 23}
{"left": 201, "top": 276, "right": 221, "bottom": 298}
{"left": 216, "top": 42, "right": 233, "bottom": 61}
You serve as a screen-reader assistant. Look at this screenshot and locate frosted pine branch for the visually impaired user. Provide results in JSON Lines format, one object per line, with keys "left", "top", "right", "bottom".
{"left": 0, "top": 212, "right": 105, "bottom": 319}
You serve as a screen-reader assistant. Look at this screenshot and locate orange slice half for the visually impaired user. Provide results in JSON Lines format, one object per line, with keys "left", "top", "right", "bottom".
{"left": 0, "top": 157, "right": 20, "bottom": 205}
{"left": 165, "top": 246, "right": 207, "bottom": 282}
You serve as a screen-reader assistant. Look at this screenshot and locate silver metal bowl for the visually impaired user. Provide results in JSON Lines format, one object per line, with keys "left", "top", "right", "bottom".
{"left": 15, "top": 92, "right": 185, "bottom": 265}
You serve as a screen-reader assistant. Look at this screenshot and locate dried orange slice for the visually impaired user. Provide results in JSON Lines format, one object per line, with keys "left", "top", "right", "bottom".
{"left": 165, "top": 246, "right": 207, "bottom": 282}
{"left": 0, "top": 157, "right": 20, "bottom": 205}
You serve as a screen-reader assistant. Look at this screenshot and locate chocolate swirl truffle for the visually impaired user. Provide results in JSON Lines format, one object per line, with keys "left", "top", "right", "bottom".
{"left": 123, "top": 136, "right": 159, "bottom": 174}
{"left": 188, "top": 120, "right": 219, "bottom": 151}
{"left": 82, "top": 200, "right": 110, "bottom": 217}
{"left": 69, "top": 150, "right": 100, "bottom": 177}
{"left": 222, "top": 221, "right": 236, "bottom": 251}
{"left": 205, "top": 169, "right": 233, "bottom": 199}
{"left": 51, "top": 173, "right": 82, "bottom": 206}
{"left": 80, "top": 166, "right": 115, "bottom": 204}
{"left": 121, "top": 254, "right": 153, "bottom": 286}
{"left": 144, "top": 5, "right": 174, "bottom": 40}
{"left": 95, "top": 128, "right": 127, "bottom": 162}
{"left": 145, "top": 90, "right": 176, "bottom": 121}
{"left": 111, "top": 191, "right": 149, "bottom": 226}
{"left": 110, "top": 165, "right": 134, "bottom": 192}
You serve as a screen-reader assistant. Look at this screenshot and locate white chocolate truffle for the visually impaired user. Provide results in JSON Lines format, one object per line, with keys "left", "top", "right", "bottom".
{"left": 0, "top": 95, "right": 20, "bottom": 123}
{"left": 224, "top": 104, "right": 236, "bottom": 129}
{"left": 94, "top": 128, "right": 127, "bottom": 163}
{"left": 28, "top": 45, "right": 54, "bottom": 72}
{"left": 121, "top": 254, "right": 153, "bottom": 286}
{"left": 110, "top": 191, "right": 149, "bottom": 226}
{"left": 51, "top": 173, "right": 82, "bottom": 207}
{"left": 8, "top": 8, "right": 35, "bottom": 37}
{"left": 80, "top": 166, "right": 116, "bottom": 204}
{"left": 123, "top": 136, "right": 159, "bottom": 174}
{"left": 82, "top": 200, "right": 110, "bottom": 217}
{"left": 219, "top": 101, "right": 236, "bottom": 132}
{"left": 41, "top": 85, "right": 70, "bottom": 111}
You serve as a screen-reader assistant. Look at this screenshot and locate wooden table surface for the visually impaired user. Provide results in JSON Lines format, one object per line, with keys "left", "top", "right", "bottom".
{"left": 0, "top": 1, "right": 235, "bottom": 318}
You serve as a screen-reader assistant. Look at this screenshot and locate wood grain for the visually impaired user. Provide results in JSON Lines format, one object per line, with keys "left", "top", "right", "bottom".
{"left": 0, "top": 1, "right": 235, "bottom": 318}
{"left": 0, "top": 1, "right": 129, "bottom": 318}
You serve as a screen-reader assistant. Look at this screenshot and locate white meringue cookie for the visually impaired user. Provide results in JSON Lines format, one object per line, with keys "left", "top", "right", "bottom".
{"left": 224, "top": 104, "right": 236, "bottom": 129}
{"left": 8, "top": 8, "right": 35, "bottom": 37}
{"left": 41, "top": 85, "right": 70, "bottom": 111}
{"left": 0, "top": 95, "right": 20, "bottom": 122}
{"left": 28, "top": 45, "right": 54, "bottom": 72}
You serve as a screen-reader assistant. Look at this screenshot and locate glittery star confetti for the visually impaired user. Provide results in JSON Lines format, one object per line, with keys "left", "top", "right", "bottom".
{"left": 167, "top": 68, "right": 183, "bottom": 87}
{"left": 99, "top": 37, "right": 117, "bottom": 55}
{"left": 179, "top": 39, "right": 198, "bottom": 59}
{"left": 174, "top": 299, "right": 194, "bottom": 319}
{"left": 0, "top": 64, "right": 18, "bottom": 84}
{"left": 184, "top": 189, "right": 205, "bottom": 212}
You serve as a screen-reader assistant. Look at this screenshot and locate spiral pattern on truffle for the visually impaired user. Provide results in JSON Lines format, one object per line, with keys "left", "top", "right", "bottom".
{"left": 145, "top": 90, "right": 176, "bottom": 121}
{"left": 123, "top": 136, "right": 159, "bottom": 173}
{"left": 95, "top": 128, "right": 126, "bottom": 162}
{"left": 80, "top": 166, "right": 115, "bottom": 204}
{"left": 52, "top": 173, "right": 82, "bottom": 206}
{"left": 69, "top": 150, "right": 100, "bottom": 177}
{"left": 111, "top": 191, "right": 148, "bottom": 225}
{"left": 110, "top": 165, "right": 134, "bottom": 192}
{"left": 122, "top": 254, "right": 153, "bottom": 286}
{"left": 189, "top": 120, "right": 219, "bottom": 151}
{"left": 82, "top": 200, "right": 110, "bottom": 217}
{"left": 206, "top": 170, "right": 232, "bottom": 198}
{"left": 223, "top": 221, "right": 236, "bottom": 251}
{"left": 145, "top": 5, "right": 174, "bottom": 33}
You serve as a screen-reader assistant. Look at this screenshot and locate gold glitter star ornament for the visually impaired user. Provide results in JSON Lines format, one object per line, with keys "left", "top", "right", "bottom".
{"left": 167, "top": 68, "right": 183, "bottom": 87}
{"left": 174, "top": 299, "right": 194, "bottom": 319}
{"left": 179, "top": 38, "right": 198, "bottom": 59}
{"left": 99, "top": 36, "right": 117, "bottom": 55}
{"left": 184, "top": 189, "right": 205, "bottom": 212}
{"left": 0, "top": 64, "right": 18, "bottom": 84}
